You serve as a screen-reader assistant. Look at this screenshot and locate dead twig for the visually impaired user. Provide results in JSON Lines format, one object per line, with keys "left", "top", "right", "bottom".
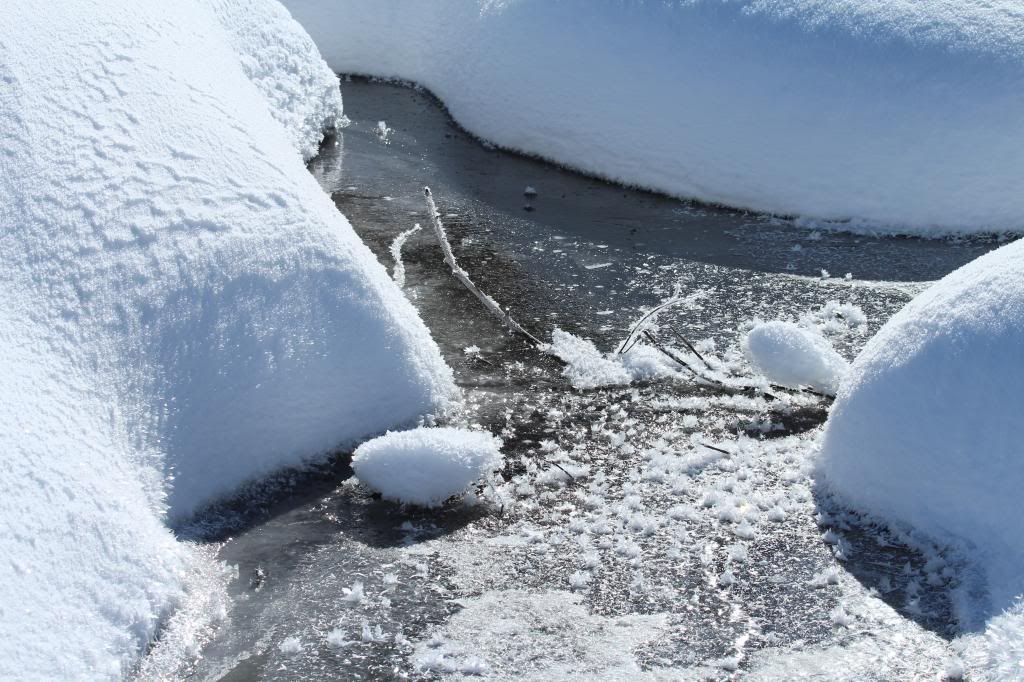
{"left": 643, "top": 331, "right": 705, "bottom": 381}
{"left": 546, "top": 460, "right": 577, "bottom": 482}
{"left": 669, "top": 326, "right": 712, "bottom": 371}
{"left": 699, "top": 442, "right": 732, "bottom": 456}
{"left": 424, "top": 187, "right": 542, "bottom": 347}
{"left": 617, "top": 298, "right": 690, "bottom": 354}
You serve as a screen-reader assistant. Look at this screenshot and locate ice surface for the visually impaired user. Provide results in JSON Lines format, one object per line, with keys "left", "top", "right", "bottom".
{"left": 410, "top": 590, "right": 669, "bottom": 680}
{"left": 284, "top": 0, "right": 1024, "bottom": 234}
{"left": 353, "top": 428, "right": 503, "bottom": 507}
{"left": 819, "top": 237, "right": 1024, "bottom": 652}
{"left": 0, "top": 0, "right": 453, "bottom": 676}
{"left": 743, "top": 321, "right": 848, "bottom": 395}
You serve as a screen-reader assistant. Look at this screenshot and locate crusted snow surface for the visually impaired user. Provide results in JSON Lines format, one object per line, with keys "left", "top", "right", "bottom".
{"left": 743, "top": 321, "right": 849, "bottom": 395}
{"left": 819, "top": 237, "right": 1024, "bottom": 661}
{"left": 0, "top": 0, "right": 453, "bottom": 676}
{"left": 353, "top": 428, "right": 503, "bottom": 507}
{"left": 283, "top": 0, "right": 1024, "bottom": 234}
{"left": 206, "top": 0, "right": 344, "bottom": 160}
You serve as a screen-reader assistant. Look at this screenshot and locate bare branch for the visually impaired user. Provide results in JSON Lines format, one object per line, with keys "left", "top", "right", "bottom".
{"left": 424, "top": 187, "right": 543, "bottom": 347}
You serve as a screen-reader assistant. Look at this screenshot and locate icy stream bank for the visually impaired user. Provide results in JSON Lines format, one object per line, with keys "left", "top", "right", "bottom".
{"left": 171, "top": 79, "right": 1009, "bottom": 680}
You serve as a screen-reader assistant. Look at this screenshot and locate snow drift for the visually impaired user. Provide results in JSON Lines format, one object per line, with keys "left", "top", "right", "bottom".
{"left": 819, "top": 238, "right": 1024, "bottom": 635}
{"left": 283, "top": 0, "right": 1024, "bottom": 235}
{"left": 0, "top": 0, "right": 453, "bottom": 676}
{"left": 353, "top": 427, "right": 503, "bottom": 507}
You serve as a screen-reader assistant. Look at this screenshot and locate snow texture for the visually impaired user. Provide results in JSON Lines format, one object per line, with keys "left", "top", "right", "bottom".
{"left": 743, "top": 321, "right": 848, "bottom": 395}
{"left": 546, "top": 328, "right": 685, "bottom": 390}
{"left": 411, "top": 590, "right": 669, "bottom": 679}
{"left": 353, "top": 428, "right": 503, "bottom": 507}
{"left": 819, "top": 238, "right": 1024, "bottom": 635}
{"left": 0, "top": 0, "right": 453, "bottom": 677}
{"left": 283, "top": 0, "right": 1024, "bottom": 235}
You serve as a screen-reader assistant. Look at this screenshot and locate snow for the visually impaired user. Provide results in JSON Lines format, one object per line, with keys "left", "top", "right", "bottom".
{"left": 353, "top": 428, "right": 503, "bottom": 507}
{"left": 410, "top": 590, "right": 670, "bottom": 680}
{"left": 818, "top": 237, "right": 1024, "bottom": 647}
{"left": 283, "top": 0, "right": 1024, "bottom": 235}
{"left": 743, "top": 321, "right": 849, "bottom": 395}
{"left": 546, "top": 329, "right": 632, "bottom": 389}
{"left": 0, "top": 0, "right": 453, "bottom": 676}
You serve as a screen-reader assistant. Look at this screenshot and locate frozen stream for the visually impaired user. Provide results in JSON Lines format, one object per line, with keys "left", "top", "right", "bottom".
{"left": 163, "top": 79, "right": 1007, "bottom": 680}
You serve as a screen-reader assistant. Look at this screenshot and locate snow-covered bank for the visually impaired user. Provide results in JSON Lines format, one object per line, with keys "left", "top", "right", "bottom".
{"left": 283, "top": 0, "right": 1024, "bottom": 235}
{"left": 818, "top": 238, "right": 1024, "bottom": 654}
{"left": 0, "top": 0, "right": 453, "bottom": 676}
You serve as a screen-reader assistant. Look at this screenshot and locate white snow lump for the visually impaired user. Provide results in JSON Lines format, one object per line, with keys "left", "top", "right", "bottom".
{"left": 353, "top": 427, "right": 504, "bottom": 507}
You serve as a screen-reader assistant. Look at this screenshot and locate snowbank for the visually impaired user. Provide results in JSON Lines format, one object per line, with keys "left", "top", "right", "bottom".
{"left": 283, "top": 0, "right": 1024, "bottom": 235}
{"left": 0, "top": 0, "right": 453, "bottom": 676}
{"left": 353, "top": 428, "right": 503, "bottom": 507}
{"left": 819, "top": 237, "right": 1024, "bottom": 627}
{"left": 743, "top": 321, "right": 848, "bottom": 395}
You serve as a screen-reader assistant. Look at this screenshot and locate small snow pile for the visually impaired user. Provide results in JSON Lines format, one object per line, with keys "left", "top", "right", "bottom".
{"left": 546, "top": 328, "right": 683, "bottom": 389}
{"left": 743, "top": 321, "right": 848, "bottom": 395}
{"left": 546, "top": 329, "right": 632, "bottom": 389}
{"left": 353, "top": 428, "right": 503, "bottom": 507}
{"left": 284, "top": 0, "right": 1024, "bottom": 234}
{"left": 819, "top": 238, "right": 1024, "bottom": 650}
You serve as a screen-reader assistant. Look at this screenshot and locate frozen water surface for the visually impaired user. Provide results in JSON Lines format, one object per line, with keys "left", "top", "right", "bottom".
{"left": 163, "top": 79, "right": 1011, "bottom": 680}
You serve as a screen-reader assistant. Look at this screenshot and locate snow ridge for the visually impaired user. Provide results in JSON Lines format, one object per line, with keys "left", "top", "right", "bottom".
{"left": 283, "top": 0, "right": 1024, "bottom": 235}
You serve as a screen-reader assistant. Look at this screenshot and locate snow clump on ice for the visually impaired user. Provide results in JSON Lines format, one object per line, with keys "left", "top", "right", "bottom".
{"left": 353, "top": 428, "right": 503, "bottom": 507}
{"left": 743, "top": 321, "right": 848, "bottom": 395}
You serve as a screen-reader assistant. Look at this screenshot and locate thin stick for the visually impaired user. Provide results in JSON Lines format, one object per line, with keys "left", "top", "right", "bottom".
{"left": 389, "top": 222, "right": 422, "bottom": 289}
{"left": 643, "top": 331, "right": 705, "bottom": 380}
{"left": 547, "top": 460, "right": 577, "bottom": 482}
{"left": 669, "top": 326, "right": 712, "bottom": 370}
{"left": 700, "top": 442, "right": 732, "bottom": 456}
{"left": 616, "top": 298, "right": 689, "bottom": 354}
{"left": 643, "top": 331, "right": 781, "bottom": 400}
{"left": 424, "top": 187, "right": 542, "bottom": 347}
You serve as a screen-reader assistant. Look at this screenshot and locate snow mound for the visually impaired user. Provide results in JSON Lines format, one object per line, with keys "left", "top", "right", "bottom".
{"left": 819, "top": 237, "right": 1024, "bottom": 627}
{"left": 353, "top": 428, "right": 503, "bottom": 507}
{"left": 208, "top": 0, "right": 343, "bottom": 159}
{"left": 0, "top": 0, "right": 453, "bottom": 676}
{"left": 743, "top": 321, "right": 848, "bottom": 395}
{"left": 284, "top": 0, "right": 1024, "bottom": 234}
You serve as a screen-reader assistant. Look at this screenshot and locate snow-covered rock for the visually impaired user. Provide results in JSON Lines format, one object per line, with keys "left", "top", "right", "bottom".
{"left": 0, "top": 0, "right": 454, "bottom": 677}
{"left": 819, "top": 238, "right": 1024, "bottom": 627}
{"left": 284, "top": 0, "right": 1024, "bottom": 235}
{"left": 743, "top": 321, "right": 848, "bottom": 395}
{"left": 353, "top": 428, "right": 503, "bottom": 507}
